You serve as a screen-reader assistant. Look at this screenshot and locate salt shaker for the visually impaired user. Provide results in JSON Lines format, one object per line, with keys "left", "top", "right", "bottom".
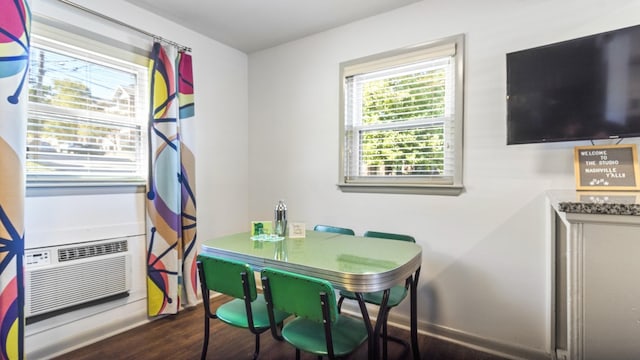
{"left": 274, "top": 200, "right": 287, "bottom": 236}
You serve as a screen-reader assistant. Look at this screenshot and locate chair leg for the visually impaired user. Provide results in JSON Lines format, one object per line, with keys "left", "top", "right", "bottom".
{"left": 382, "top": 311, "right": 388, "bottom": 360}
{"left": 295, "top": 348, "right": 301, "bottom": 360}
{"left": 252, "top": 333, "right": 260, "bottom": 360}
{"left": 201, "top": 315, "right": 210, "bottom": 360}
{"left": 380, "top": 307, "right": 410, "bottom": 360}
{"left": 337, "top": 295, "right": 345, "bottom": 313}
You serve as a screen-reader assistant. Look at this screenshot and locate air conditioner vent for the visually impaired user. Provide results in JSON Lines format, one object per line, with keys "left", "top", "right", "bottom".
{"left": 58, "top": 239, "right": 128, "bottom": 262}
{"left": 28, "top": 256, "right": 128, "bottom": 316}
{"left": 25, "top": 238, "right": 132, "bottom": 319}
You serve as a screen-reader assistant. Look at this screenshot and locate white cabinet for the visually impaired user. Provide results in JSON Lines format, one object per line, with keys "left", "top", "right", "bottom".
{"left": 553, "top": 205, "right": 640, "bottom": 360}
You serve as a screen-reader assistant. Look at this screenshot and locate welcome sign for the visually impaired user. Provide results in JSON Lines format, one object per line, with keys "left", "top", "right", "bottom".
{"left": 574, "top": 144, "right": 640, "bottom": 190}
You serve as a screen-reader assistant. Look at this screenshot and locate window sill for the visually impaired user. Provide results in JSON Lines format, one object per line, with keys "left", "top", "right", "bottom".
{"left": 27, "top": 182, "right": 145, "bottom": 197}
{"left": 337, "top": 183, "right": 464, "bottom": 196}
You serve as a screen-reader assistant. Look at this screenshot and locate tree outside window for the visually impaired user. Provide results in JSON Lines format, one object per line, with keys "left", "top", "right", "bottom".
{"left": 340, "top": 35, "right": 464, "bottom": 195}
{"left": 26, "top": 38, "right": 147, "bottom": 183}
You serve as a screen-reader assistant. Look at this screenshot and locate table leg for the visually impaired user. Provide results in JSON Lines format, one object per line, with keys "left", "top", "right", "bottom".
{"left": 411, "top": 267, "right": 421, "bottom": 360}
{"left": 373, "top": 289, "right": 391, "bottom": 360}
{"left": 355, "top": 292, "right": 374, "bottom": 360}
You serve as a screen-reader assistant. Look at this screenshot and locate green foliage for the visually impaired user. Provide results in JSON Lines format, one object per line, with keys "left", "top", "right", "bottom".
{"left": 50, "top": 79, "right": 94, "bottom": 110}
{"left": 359, "top": 68, "right": 447, "bottom": 176}
{"left": 29, "top": 85, "right": 52, "bottom": 104}
{"left": 28, "top": 78, "right": 111, "bottom": 149}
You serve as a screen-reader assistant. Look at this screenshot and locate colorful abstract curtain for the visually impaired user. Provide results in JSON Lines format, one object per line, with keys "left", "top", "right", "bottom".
{"left": 0, "top": 0, "right": 30, "bottom": 359}
{"left": 146, "top": 42, "right": 197, "bottom": 316}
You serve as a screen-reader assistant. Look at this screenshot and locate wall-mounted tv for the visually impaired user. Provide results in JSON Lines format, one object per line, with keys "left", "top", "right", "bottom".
{"left": 506, "top": 24, "right": 640, "bottom": 145}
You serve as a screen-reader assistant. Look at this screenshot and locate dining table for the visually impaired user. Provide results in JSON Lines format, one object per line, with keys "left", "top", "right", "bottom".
{"left": 200, "top": 230, "right": 422, "bottom": 360}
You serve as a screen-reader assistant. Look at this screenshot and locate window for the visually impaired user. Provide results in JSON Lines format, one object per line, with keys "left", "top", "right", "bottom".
{"left": 339, "top": 35, "right": 464, "bottom": 195}
{"left": 27, "top": 32, "right": 148, "bottom": 186}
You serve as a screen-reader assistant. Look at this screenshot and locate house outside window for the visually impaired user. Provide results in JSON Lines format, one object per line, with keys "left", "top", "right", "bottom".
{"left": 339, "top": 34, "right": 465, "bottom": 195}
{"left": 27, "top": 30, "right": 148, "bottom": 187}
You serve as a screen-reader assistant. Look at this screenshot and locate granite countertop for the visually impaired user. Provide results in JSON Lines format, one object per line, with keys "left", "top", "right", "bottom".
{"left": 549, "top": 190, "right": 640, "bottom": 216}
{"left": 558, "top": 201, "right": 640, "bottom": 216}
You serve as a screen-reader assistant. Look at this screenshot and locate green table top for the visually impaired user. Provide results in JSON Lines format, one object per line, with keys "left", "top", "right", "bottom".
{"left": 200, "top": 230, "right": 422, "bottom": 292}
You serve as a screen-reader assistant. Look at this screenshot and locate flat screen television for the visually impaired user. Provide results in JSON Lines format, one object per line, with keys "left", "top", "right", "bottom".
{"left": 506, "top": 24, "right": 640, "bottom": 144}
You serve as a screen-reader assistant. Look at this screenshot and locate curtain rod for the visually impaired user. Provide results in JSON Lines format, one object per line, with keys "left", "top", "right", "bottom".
{"left": 57, "top": 0, "right": 192, "bottom": 52}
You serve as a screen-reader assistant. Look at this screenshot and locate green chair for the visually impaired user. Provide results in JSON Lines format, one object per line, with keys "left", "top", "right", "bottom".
{"left": 197, "top": 254, "right": 290, "bottom": 360}
{"left": 337, "top": 231, "right": 416, "bottom": 360}
{"left": 261, "top": 267, "right": 368, "bottom": 359}
{"left": 313, "top": 224, "right": 355, "bottom": 235}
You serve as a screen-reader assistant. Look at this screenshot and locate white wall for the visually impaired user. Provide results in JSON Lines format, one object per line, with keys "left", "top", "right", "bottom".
{"left": 22, "top": 0, "right": 640, "bottom": 358}
{"left": 25, "top": 0, "right": 249, "bottom": 358}
{"left": 247, "top": 0, "right": 640, "bottom": 358}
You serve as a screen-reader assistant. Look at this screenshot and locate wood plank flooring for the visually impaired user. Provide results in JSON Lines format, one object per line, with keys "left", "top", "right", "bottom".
{"left": 55, "top": 295, "right": 508, "bottom": 360}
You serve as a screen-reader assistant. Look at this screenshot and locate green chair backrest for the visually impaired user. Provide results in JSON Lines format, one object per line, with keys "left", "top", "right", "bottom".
{"left": 364, "top": 230, "right": 415, "bottom": 243}
{"left": 261, "top": 267, "right": 337, "bottom": 324}
{"left": 313, "top": 224, "right": 355, "bottom": 235}
{"left": 196, "top": 254, "right": 258, "bottom": 301}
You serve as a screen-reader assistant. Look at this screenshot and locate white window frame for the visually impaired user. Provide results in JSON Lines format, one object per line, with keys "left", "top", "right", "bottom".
{"left": 338, "top": 34, "right": 465, "bottom": 195}
{"left": 27, "top": 20, "right": 149, "bottom": 190}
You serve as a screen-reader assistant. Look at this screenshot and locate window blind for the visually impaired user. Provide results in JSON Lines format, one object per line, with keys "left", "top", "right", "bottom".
{"left": 344, "top": 55, "right": 456, "bottom": 181}
{"left": 27, "top": 36, "right": 148, "bottom": 183}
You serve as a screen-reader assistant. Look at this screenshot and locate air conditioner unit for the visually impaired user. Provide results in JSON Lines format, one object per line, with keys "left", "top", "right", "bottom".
{"left": 25, "top": 238, "right": 132, "bottom": 319}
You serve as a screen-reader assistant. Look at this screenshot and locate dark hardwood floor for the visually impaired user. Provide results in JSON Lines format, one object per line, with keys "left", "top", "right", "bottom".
{"left": 55, "top": 295, "right": 508, "bottom": 360}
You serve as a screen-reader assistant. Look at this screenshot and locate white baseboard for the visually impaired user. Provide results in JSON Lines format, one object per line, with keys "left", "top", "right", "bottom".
{"left": 413, "top": 321, "right": 550, "bottom": 360}
{"left": 25, "top": 294, "right": 212, "bottom": 359}
{"left": 25, "top": 298, "right": 151, "bottom": 360}
{"left": 340, "top": 302, "right": 551, "bottom": 360}
{"left": 25, "top": 291, "right": 551, "bottom": 360}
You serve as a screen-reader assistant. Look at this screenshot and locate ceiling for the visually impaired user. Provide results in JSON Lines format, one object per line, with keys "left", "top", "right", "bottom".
{"left": 124, "top": 0, "right": 422, "bottom": 53}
